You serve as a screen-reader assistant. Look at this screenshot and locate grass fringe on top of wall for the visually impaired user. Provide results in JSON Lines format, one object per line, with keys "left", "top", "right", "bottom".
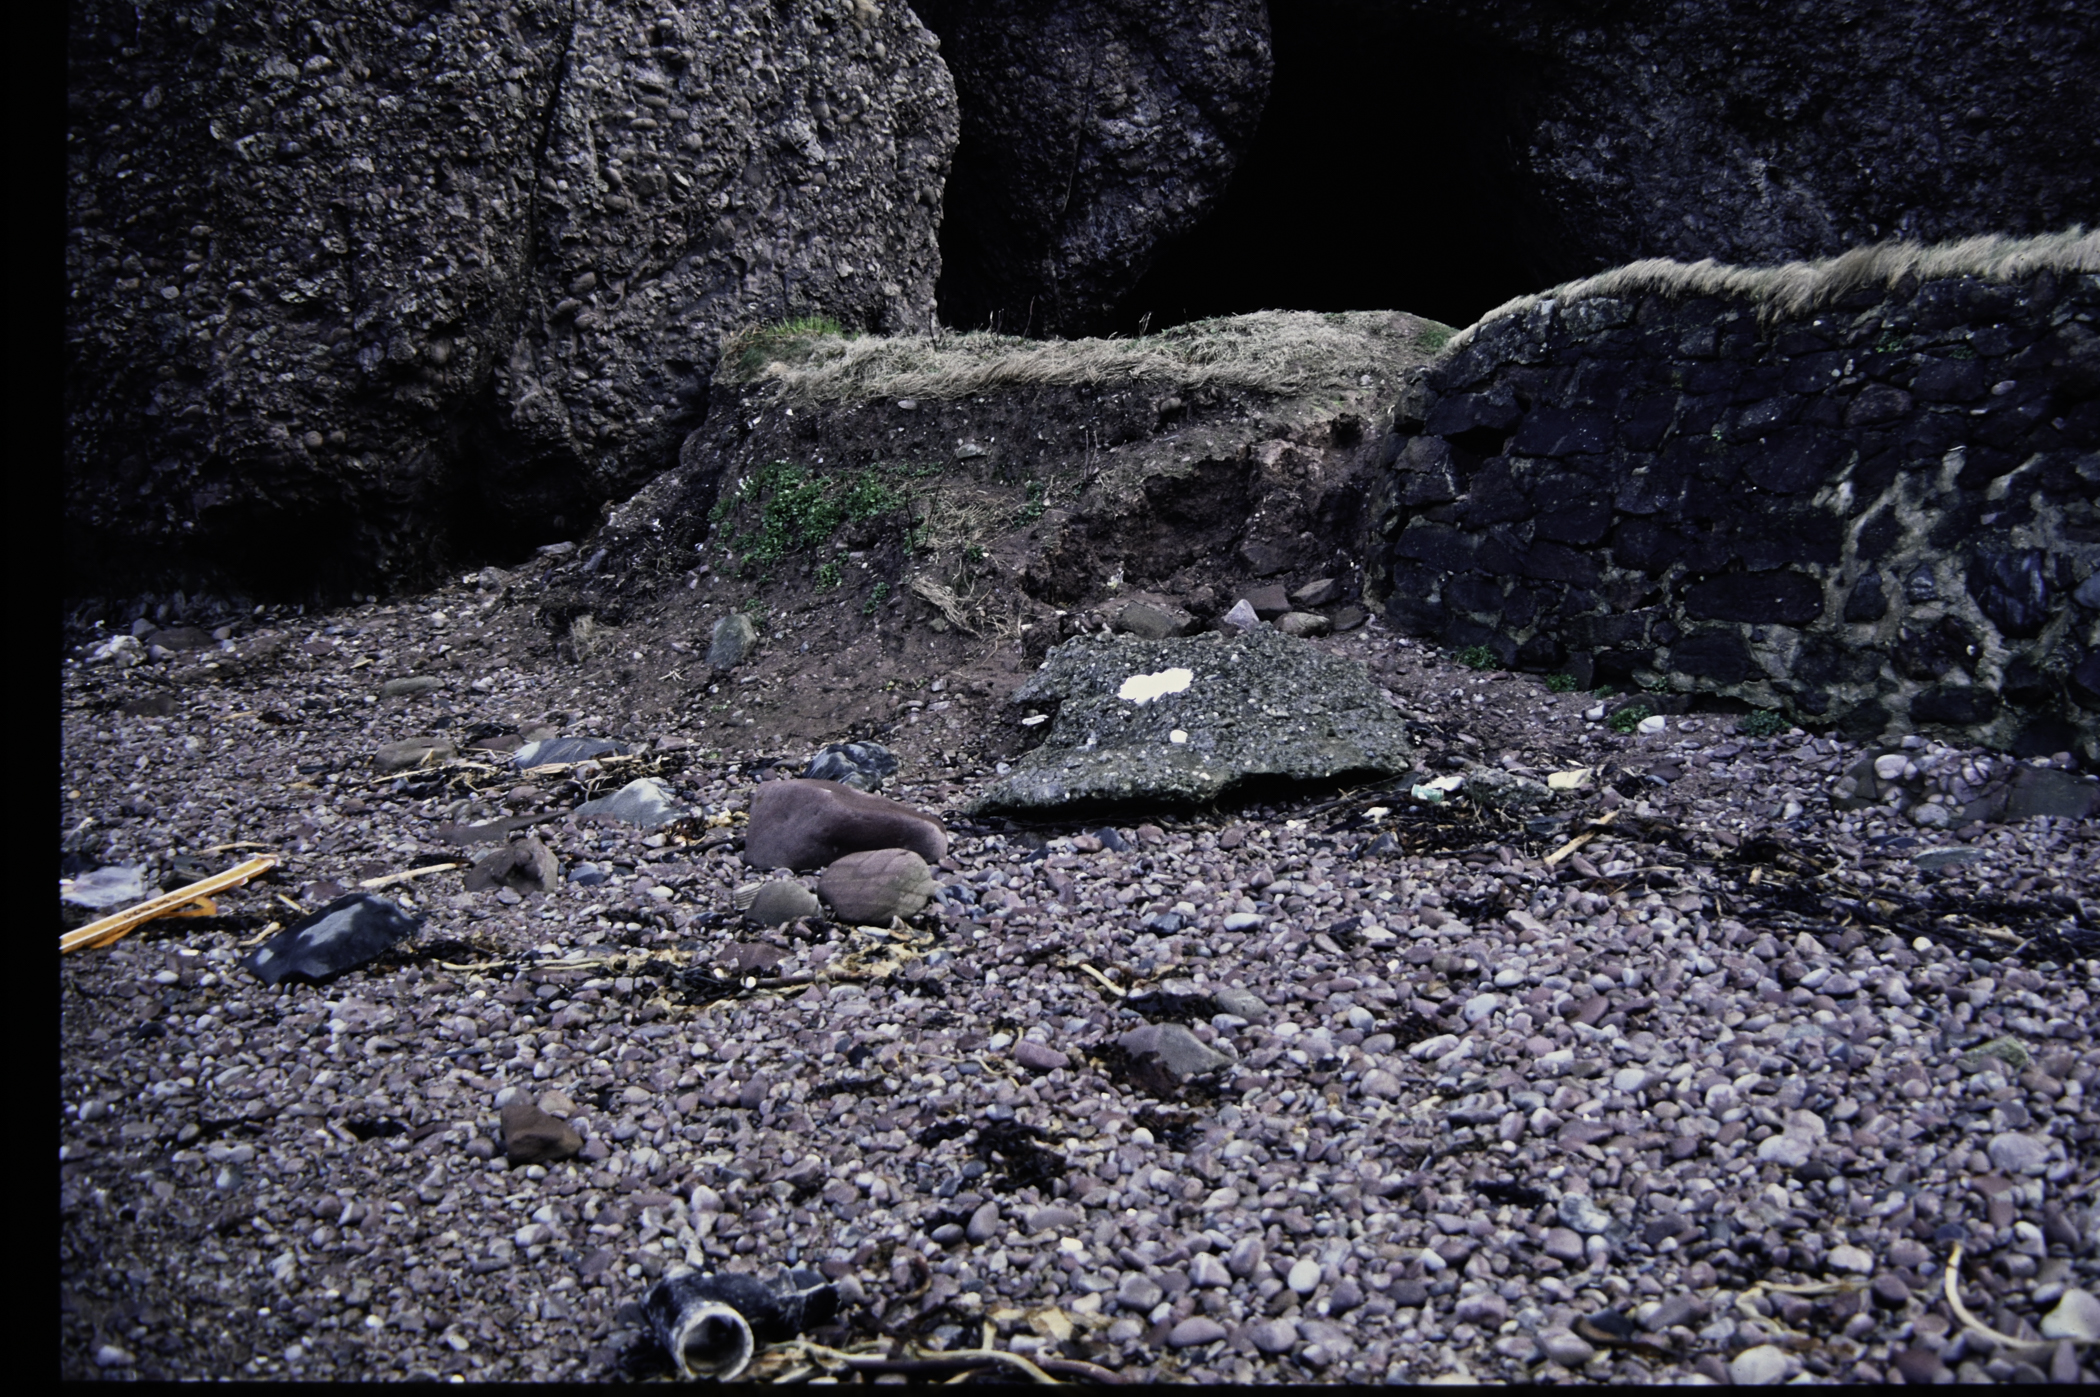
{"left": 1444, "top": 226, "right": 2100, "bottom": 356}
{"left": 716, "top": 309, "right": 1453, "bottom": 405}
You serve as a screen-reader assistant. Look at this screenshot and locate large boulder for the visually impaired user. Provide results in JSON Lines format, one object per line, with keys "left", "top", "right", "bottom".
{"left": 1375, "top": 233, "right": 2100, "bottom": 763}
{"left": 913, "top": 0, "right": 1271, "bottom": 336}
{"left": 64, "top": 0, "right": 956, "bottom": 594}
{"left": 743, "top": 779, "right": 948, "bottom": 871}
{"left": 970, "top": 627, "right": 1414, "bottom": 814}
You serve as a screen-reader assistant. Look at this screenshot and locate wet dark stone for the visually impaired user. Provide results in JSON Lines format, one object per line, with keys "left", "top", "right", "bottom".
{"left": 1669, "top": 630, "right": 1756, "bottom": 684}
{"left": 1967, "top": 548, "right": 2053, "bottom": 637}
{"left": 1844, "top": 571, "right": 1889, "bottom": 622}
{"left": 1894, "top": 616, "right": 1980, "bottom": 680}
{"left": 1909, "top": 685, "right": 2001, "bottom": 727}
{"left": 1682, "top": 571, "right": 1824, "bottom": 626}
{"left": 1743, "top": 427, "right": 1845, "bottom": 493}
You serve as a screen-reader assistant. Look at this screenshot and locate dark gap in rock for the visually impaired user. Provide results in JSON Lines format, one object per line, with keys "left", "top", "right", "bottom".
{"left": 1105, "top": 2, "right": 1564, "bottom": 333}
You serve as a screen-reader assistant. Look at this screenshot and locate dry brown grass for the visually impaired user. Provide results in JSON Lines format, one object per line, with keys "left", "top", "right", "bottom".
{"left": 718, "top": 309, "right": 1446, "bottom": 404}
{"left": 1445, "top": 227, "right": 2100, "bottom": 355}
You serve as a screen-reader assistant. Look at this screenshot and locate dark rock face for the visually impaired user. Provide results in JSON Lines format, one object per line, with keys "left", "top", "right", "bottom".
{"left": 915, "top": 0, "right": 1270, "bottom": 336}
{"left": 1373, "top": 244, "right": 2100, "bottom": 761}
{"left": 1375, "top": 0, "right": 2100, "bottom": 282}
{"left": 64, "top": 0, "right": 955, "bottom": 595}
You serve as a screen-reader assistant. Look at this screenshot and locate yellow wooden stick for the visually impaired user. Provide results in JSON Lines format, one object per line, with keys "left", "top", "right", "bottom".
{"left": 61, "top": 855, "right": 279, "bottom": 954}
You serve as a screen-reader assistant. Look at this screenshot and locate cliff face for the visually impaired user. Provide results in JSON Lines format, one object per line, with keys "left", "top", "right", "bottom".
{"left": 1372, "top": 235, "right": 2100, "bottom": 763}
{"left": 913, "top": 0, "right": 1271, "bottom": 337}
{"left": 64, "top": 0, "right": 955, "bottom": 594}
{"left": 1376, "top": 0, "right": 2100, "bottom": 279}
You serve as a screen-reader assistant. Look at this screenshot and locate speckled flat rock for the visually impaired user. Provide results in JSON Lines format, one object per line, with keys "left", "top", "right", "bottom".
{"left": 970, "top": 628, "right": 1414, "bottom": 814}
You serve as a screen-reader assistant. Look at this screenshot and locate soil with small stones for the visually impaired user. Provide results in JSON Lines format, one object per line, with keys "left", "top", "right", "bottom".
{"left": 59, "top": 563, "right": 2100, "bottom": 1384}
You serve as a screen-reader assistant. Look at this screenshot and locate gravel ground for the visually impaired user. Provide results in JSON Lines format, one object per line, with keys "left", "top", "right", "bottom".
{"left": 59, "top": 577, "right": 2100, "bottom": 1383}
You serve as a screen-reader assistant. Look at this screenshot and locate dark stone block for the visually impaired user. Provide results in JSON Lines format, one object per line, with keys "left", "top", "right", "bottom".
{"left": 1502, "top": 584, "right": 1540, "bottom": 628}
{"left": 2001, "top": 654, "right": 2057, "bottom": 705}
{"left": 1856, "top": 508, "right": 1903, "bottom": 563}
{"left": 1852, "top": 447, "right": 1904, "bottom": 505}
{"left": 1460, "top": 460, "right": 1535, "bottom": 526}
{"left": 1955, "top": 444, "right": 2024, "bottom": 489}
{"left": 1394, "top": 524, "right": 1477, "bottom": 573}
{"left": 1912, "top": 277, "right": 2021, "bottom": 332}
{"left": 1447, "top": 574, "right": 1506, "bottom": 618}
{"left": 1684, "top": 361, "right": 1737, "bottom": 394}
{"left": 1511, "top": 407, "right": 1614, "bottom": 457}
{"left": 1611, "top": 518, "right": 1688, "bottom": 575}
{"left": 1621, "top": 394, "right": 1679, "bottom": 451}
{"left": 1974, "top": 394, "right": 2052, "bottom": 450}
{"left": 1911, "top": 356, "right": 1989, "bottom": 402}
{"left": 1794, "top": 636, "right": 1883, "bottom": 686}
{"left": 1535, "top": 499, "right": 1614, "bottom": 545}
{"left": 1733, "top": 505, "right": 1844, "bottom": 570}
{"left": 1729, "top": 395, "right": 1801, "bottom": 442}
{"left": 2072, "top": 652, "right": 2100, "bottom": 709}
{"left": 2009, "top": 716, "right": 2085, "bottom": 761}
{"left": 1744, "top": 427, "right": 1847, "bottom": 494}
{"left": 1844, "top": 571, "right": 1889, "bottom": 622}
{"left": 1909, "top": 684, "right": 2000, "bottom": 726}
{"left": 1967, "top": 548, "right": 2053, "bottom": 637}
{"left": 1902, "top": 410, "right": 1968, "bottom": 459}
{"left": 1424, "top": 390, "right": 1522, "bottom": 438}
{"left": 1894, "top": 616, "right": 1980, "bottom": 680}
{"left": 1683, "top": 571, "right": 1824, "bottom": 625}
{"left": 1844, "top": 384, "right": 1913, "bottom": 427}
{"left": 1383, "top": 592, "right": 1449, "bottom": 637}
{"left": 1670, "top": 630, "right": 1756, "bottom": 684}
{"left": 1575, "top": 610, "right": 1660, "bottom": 648}
{"left": 1614, "top": 456, "right": 1693, "bottom": 515}
{"left": 1562, "top": 650, "right": 1596, "bottom": 689}
{"left": 1792, "top": 687, "right": 1831, "bottom": 714}
{"left": 1675, "top": 393, "right": 1733, "bottom": 438}
{"left": 1592, "top": 648, "right": 1655, "bottom": 684}
{"left": 1398, "top": 435, "right": 1464, "bottom": 505}
{"left": 1473, "top": 529, "right": 1528, "bottom": 577}
{"left": 1927, "top": 499, "right": 1988, "bottom": 550}
{"left": 1515, "top": 541, "right": 1600, "bottom": 587}
{"left": 1513, "top": 632, "right": 1565, "bottom": 671}
{"left": 1836, "top": 701, "right": 1890, "bottom": 742}
{"left": 1782, "top": 351, "right": 1847, "bottom": 393}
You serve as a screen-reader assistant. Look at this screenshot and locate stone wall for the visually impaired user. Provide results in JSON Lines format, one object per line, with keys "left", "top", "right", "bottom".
{"left": 1370, "top": 237, "right": 2100, "bottom": 763}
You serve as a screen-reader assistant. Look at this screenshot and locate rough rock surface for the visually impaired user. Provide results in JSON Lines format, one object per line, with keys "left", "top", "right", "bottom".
{"left": 1375, "top": 241, "right": 2100, "bottom": 762}
{"left": 817, "top": 847, "right": 937, "bottom": 925}
{"left": 1378, "top": 0, "right": 2100, "bottom": 279}
{"left": 63, "top": 0, "right": 956, "bottom": 593}
{"left": 913, "top": 0, "right": 1271, "bottom": 336}
{"left": 971, "top": 628, "right": 1414, "bottom": 814}
{"left": 743, "top": 779, "right": 948, "bottom": 871}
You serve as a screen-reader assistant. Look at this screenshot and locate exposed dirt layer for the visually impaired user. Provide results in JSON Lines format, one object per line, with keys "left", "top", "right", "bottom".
{"left": 59, "top": 566, "right": 2099, "bottom": 1384}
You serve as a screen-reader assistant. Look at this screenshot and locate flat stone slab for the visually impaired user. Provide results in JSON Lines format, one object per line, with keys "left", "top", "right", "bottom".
{"left": 969, "top": 628, "right": 1413, "bottom": 814}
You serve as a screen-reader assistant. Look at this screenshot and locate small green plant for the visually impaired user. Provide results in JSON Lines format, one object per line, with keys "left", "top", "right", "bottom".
{"left": 863, "top": 581, "right": 891, "bottom": 615}
{"left": 1738, "top": 708, "right": 1788, "bottom": 738}
{"left": 709, "top": 460, "right": 906, "bottom": 570}
{"left": 1607, "top": 702, "right": 1655, "bottom": 734}
{"left": 963, "top": 543, "right": 987, "bottom": 563}
{"left": 1015, "top": 479, "right": 1047, "bottom": 526}
{"left": 1872, "top": 329, "right": 1904, "bottom": 354}
{"left": 1455, "top": 645, "right": 1499, "bottom": 671}
{"left": 815, "top": 560, "right": 842, "bottom": 589}
{"left": 1413, "top": 320, "right": 1456, "bottom": 354}
{"left": 1545, "top": 673, "right": 1578, "bottom": 693}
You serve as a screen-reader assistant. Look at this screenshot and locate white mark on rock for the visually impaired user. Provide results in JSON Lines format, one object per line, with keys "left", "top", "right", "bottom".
{"left": 1118, "top": 668, "right": 1193, "bottom": 704}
